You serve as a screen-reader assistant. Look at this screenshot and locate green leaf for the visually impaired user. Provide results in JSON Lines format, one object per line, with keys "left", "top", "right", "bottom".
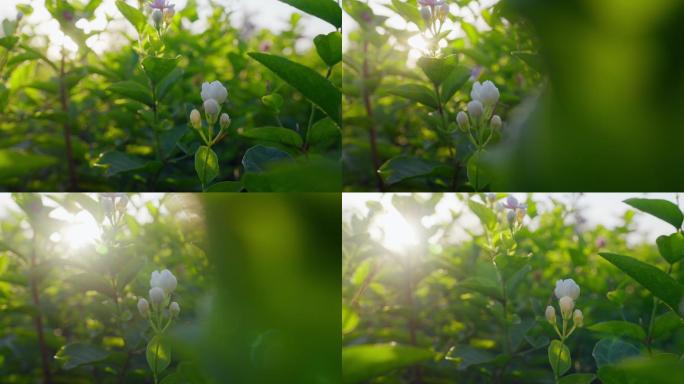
{"left": 314, "top": 31, "right": 342, "bottom": 67}
{"left": 242, "top": 145, "right": 293, "bottom": 173}
{"left": 95, "top": 151, "right": 148, "bottom": 176}
{"left": 467, "top": 151, "right": 492, "bottom": 191}
{"left": 460, "top": 276, "right": 503, "bottom": 300}
{"left": 386, "top": 84, "right": 439, "bottom": 109}
{"left": 195, "top": 146, "right": 219, "bottom": 187}
{"left": 240, "top": 127, "right": 303, "bottom": 148}
{"left": 146, "top": 335, "right": 172, "bottom": 376}
{"left": 306, "top": 117, "right": 340, "bottom": 150}
{"left": 623, "top": 198, "right": 683, "bottom": 229}
{"left": 115, "top": 0, "right": 147, "bottom": 34}
{"left": 342, "top": 344, "right": 434, "bottom": 384}
{"left": 558, "top": 373, "right": 597, "bottom": 384}
{"left": 468, "top": 199, "right": 497, "bottom": 230}
{"left": 440, "top": 66, "right": 471, "bottom": 103}
{"left": 206, "top": 181, "right": 243, "bottom": 192}
{"left": 390, "top": 0, "right": 424, "bottom": 29}
{"left": 278, "top": 0, "right": 342, "bottom": 28}
{"left": 378, "top": 155, "right": 450, "bottom": 186}
{"left": 0, "top": 149, "right": 57, "bottom": 180}
{"left": 652, "top": 311, "right": 683, "bottom": 339}
{"left": 108, "top": 81, "right": 153, "bottom": 106}
{"left": 142, "top": 56, "right": 180, "bottom": 85}
{"left": 548, "top": 340, "right": 571, "bottom": 377}
{"left": 588, "top": 321, "right": 646, "bottom": 342}
{"left": 342, "top": 305, "right": 359, "bottom": 335}
{"left": 0, "top": 36, "right": 19, "bottom": 50}
{"left": 599, "top": 252, "right": 684, "bottom": 313}
{"left": 417, "top": 55, "right": 459, "bottom": 86}
{"left": 592, "top": 338, "right": 640, "bottom": 368}
{"left": 156, "top": 68, "right": 184, "bottom": 100}
{"left": 160, "top": 125, "right": 188, "bottom": 159}
{"left": 248, "top": 52, "right": 341, "bottom": 125}
{"left": 55, "top": 343, "right": 110, "bottom": 370}
{"left": 656, "top": 232, "right": 684, "bottom": 264}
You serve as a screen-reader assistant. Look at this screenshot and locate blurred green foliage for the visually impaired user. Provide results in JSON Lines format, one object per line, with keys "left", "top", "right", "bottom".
{"left": 343, "top": 194, "right": 684, "bottom": 383}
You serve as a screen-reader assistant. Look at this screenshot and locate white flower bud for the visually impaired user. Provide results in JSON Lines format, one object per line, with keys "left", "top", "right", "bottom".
{"left": 200, "top": 81, "right": 228, "bottom": 104}
{"left": 149, "top": 287, "right": 165, "bottom": 305}
{"left": 490, "top": 115, "right": 502, "bottom": 130}
{"left": 545, "top": 305, "right": 556, "bottom": 324}
{"left": 456, "top": 111, "right": 469, "bottom": 130}
{"left": 554, "top": 279, "right": 580, "bottom": 300}
{"left": 151, "top": 269, "right": 177, "bottom": 294}
{"left": 138, "top": 298, "right": 150, "bottom": 318}
{"left": 559, "top": 296, "right": 575, "bottom": 319}
{"left": 164, "top": 8, "right": 175, "bottom": 21}
{"left": 204, "top": 99, "right": 220, "bottom": 123}
{"left": 478, "top": 81, "right": 500, "bottom": 106}
{"left": 220, "top": 113, "right": 231, "bottom": 130}
{"left": 420, "top": 6, "right": 432, "bottom": 24}
{"left": 467, "top": 100, "right": 484, "bottom": 119}
{"left": 152, "top": 9, "right": 163, "bottom": 27}
{"left": 190, "top": 109, "right": 201, "bottom": 130}
{"left": 437, "top": 4, "right": 449, "bottom": 21}
{"left": 169, "top": 301, "right": 180, "bottom": 317}
{"left": 573, "top": 309, "right": 583, "bottom": 327}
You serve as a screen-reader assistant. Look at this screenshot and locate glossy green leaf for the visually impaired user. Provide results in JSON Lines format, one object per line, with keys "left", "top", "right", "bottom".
{"left": 588, "top": 321, "right": 646, "bottom": 341}
{"left": 342, "top": 344, "right": 434, "bottom": 384}
{"left": 592, "top": 338, "right": 640, "bottom": 368}
{"left": 599, "top": 252, "right": 684, "bottom": 313}
{"left": 195, "top": 146, "right": 219, "bottom": 187}
{"left": 95, "top": 151, "right": 148, "bottom": 176}
{"left": 441, "top": 66, "right": 471, "bottom": 103}
{"left": 146, "top": 335, "right": 172, "bottom": 375}
{"left": 624, "top": 198, "right": 683, "bottom": 229}
{"left": 142, "top": 56, "right": 180, "bottom": 85}
{"left": 156, "top": 68, "right": 184, "bottom": 100}
{"left": 55, "top": 343, "right": 110, "bottom": 370}
{"left": 386, "top": 84, "right": 439, "bottom": 109}
{"left": 115, "top": 0, "right": 147, "bottom": 34}
{"left": 240, "top": 127, "right": 303, "bottom": 148}
{"left": 242, "top": 145, "right": 293, "bottom": 173}
{"left": 278, "top": 0, "right": 342, "bottom": 28}
{"left": 108, "top": 81, "right": 153, "bottom": 106}
{"left": 378, "top": 155, "right": 450, "bottom": 186}
{"left": 314, "top": 31, "right": 342, "bottom": 67}
{"left": 417, "top": 55, "right": 459, "bottom": 86}
{"left": 656, "top": 232, "right": 684, "bottom": 264}
{"left": 248, "top": 52, "right": 341, "bottom": 125}
{"left": 306, "top": 117, "right": 340, "bottom": 150}
{"left": 548, "top": 340, "right": 571, "bottom": 377}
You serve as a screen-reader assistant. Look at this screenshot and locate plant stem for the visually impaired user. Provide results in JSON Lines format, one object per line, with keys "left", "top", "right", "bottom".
{"left": 29, "top": 236, "right": 52, "bottom": 384}
{"left": 151, "top": 84, "right": 161, "bottom": 160}
{"left": 362, "top": 40, "right": 384, "bottom": 191}
{"left": 59, "top": 50, "right": 78, "bottom": 191}
{"left": 404, "top": 260, "right": 423, "bottom": 384}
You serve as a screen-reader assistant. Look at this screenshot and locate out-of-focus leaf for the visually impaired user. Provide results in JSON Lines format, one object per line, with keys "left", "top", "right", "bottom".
{"left": 115, "top": 0, "right": 147, "bottom": 34}
{"left": 445, "top": 345, "right": 496, "bottom": 370}
{"left": 558, "top": 374, "right": 597, "bottom": 384}
{"left": 0, "top": 150, "right": 57, "bottom": 180}
{"left": 592, "top": 338, "right": 640, "bottom": 368}
{"left": 240, "top": 127, "right": 303, "bottom": 149}
{"left": 278, "top": 0, "right": 342, "bottom": 28}
{"left": 146, "top": 335, "right": 172, "bottom": 375}
{"left": 342, "top": 344, "right": 434, "bottom": 384}
{"left": 95, "top": 151, "right": 148, "bottom": 176}
{"left": 55, "top": 343, "right": 110, "bottom": 370}
{"left": 386, "top": 84, "right": 439, "bottom": 109}
{"left": 588, "top": 321, "right": 646, "bottom": 342}
{"left": 206, "top": 181, "right": 243, "bottom": 192}
{"left": 378, "top": 155, "right": 450, "bottom": 186}
{"left": 242, "top": 145, "right": 293, "bottom": 173}
{"left": 108, "top": 81, "right": 153, "bottom": 106}
{"left": 142, "top": 56, "right": 180, "bottom": 85}
{"left": 623, "top": 198, "right": 683, "bottom": 229}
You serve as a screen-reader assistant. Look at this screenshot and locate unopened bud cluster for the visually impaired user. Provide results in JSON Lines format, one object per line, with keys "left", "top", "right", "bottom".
{"left": 456, "top": 81, "right": 503, "bottom": 149}
{"left": 546, "top": 278, "right": 583, "bottom": 340}
{"left": 498, "top": 196, "right": 526, "bottom": 229}
{"left": 138, "top": 269, "right": 180, "bottom": 333}
{"left": 419, "top": 0, "right": 449, "bottom": 32}
{"left": 148, "top": 0, "right": 175, "bottom": 30}
{"left": 189, "top": 80, "right": 231, "bottom": 146}
{"left": 100, "top": 193, "right": 129, "bottom": 228}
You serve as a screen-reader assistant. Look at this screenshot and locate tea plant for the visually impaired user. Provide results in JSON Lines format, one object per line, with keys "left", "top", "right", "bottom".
{"left": 0, "top": 0, "right": 342, "bottom": 192}
{"left": 343, "top": 194, "right": 684, "bottom": 383}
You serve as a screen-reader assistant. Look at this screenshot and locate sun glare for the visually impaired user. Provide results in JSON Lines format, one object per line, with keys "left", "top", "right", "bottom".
{"left": 60, "top": 211, "right": 101, "bottom": 250}
{"left": 371, "top": 210, "right": 419, "bottom": 254}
